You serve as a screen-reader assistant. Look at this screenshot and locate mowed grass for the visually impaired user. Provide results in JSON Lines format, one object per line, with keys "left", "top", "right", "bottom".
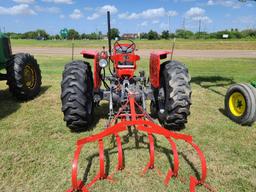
{"left": 11, "top": 39, "right": 256, "bottom": 50}
{"left": 0, "top": 56, "right": 256, "bottom": 192}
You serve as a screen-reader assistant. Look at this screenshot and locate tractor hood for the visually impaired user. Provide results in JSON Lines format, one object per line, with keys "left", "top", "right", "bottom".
{"left": 0, "top": 32, "right": 12, "bottom": 67}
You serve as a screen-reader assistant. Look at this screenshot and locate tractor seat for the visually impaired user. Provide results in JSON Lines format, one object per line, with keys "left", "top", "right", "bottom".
{"left": 115, "top": 46, "right": 133, "bottom": 54}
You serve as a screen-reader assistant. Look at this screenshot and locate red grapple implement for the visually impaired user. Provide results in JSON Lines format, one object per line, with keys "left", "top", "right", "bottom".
{"left": 66, "top": 94, "right": 209, "bottom": 192}
{"left": 62, "top": 12, "right": 211, "bottom": 192}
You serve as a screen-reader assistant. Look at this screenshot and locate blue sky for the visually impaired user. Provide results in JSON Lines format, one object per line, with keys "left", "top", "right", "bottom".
{"left": 0, "top": 0, "right": 255, "bottom": 34}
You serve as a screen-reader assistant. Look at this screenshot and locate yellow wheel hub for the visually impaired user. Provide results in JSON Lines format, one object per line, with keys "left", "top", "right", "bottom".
{"left": 24, "top": 65, "right": 36, "bottom": 89}
{"left": 229, "top": 92, "right": 246, "bottom": 117}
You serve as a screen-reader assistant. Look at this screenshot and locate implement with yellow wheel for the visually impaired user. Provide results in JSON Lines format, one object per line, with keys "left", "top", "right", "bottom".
{"left": 225, "top": 83, "right": 256, "bottom": 126}
{"left": 0, "top": 32, "right": 41, "bottom": 100}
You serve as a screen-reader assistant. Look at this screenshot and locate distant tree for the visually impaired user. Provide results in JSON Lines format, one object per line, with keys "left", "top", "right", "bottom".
{"left": 98, "top": 31, "right": 103, "bottom": 39}
{"left": 241, "top": 29, "right": 256, "bottom": 38}
{"left": 68, "top": 29, "right": 80, "bottom": 40}
{"left": 161, "top": 30, "right": 170, "bottom": 39}
{"left": 21, "top": 31, "right": 37, "bottom": 39}
{"left": 55, "top": 34, "right": 61, "bottom": 40}
{"left": 88, "top": 32, "right": 98, "bottom": 40}
{"left": 108, "top": 28, "right": 120, "bottom": 39}
{"left": 195, "top": 31, "right": 209, "bottom": 39}
{"left": 169, "top": 33, "right": 175, "bottom": 39}
{"left": 6, "top": 32, "right": 22, "bottom": 39}
{"left": 230, "top": 29, "right": 242, "bottom": 39}
{"left": 175, "top": 29, "right": 194, "bottom": 39}
{"left": 148, "top": 30, "right": 159, "bottom": 40}
{"left": 140, "top": 32, "right": 148, "bottom": 39}
{"left": 35, "top": 29, "right": 49, "bottom": 39}
{"left": 80, "top": 33, "right": 86, "bottom": 39}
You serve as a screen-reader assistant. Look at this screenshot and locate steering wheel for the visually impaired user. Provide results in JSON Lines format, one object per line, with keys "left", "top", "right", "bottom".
{"left": 114, "top": 40, "right": 136, "bottom": 53}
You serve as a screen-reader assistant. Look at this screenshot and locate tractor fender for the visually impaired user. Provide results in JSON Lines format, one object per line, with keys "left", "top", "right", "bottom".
{"left": 81, "top": 50, "right": 101, "bottom": 91}
{"left": 149, "top": 51, "right": 171, "bottom": 88}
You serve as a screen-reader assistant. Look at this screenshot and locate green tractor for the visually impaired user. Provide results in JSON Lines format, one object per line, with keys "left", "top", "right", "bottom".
{"left": 225, "top": 82, "right": 256, "bottom": 126}
{"left": 0, "top": 32, "right": 41, "bottom": 100}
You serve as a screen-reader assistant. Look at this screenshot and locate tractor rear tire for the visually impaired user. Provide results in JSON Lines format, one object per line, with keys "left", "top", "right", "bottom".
{"left": 61, "top": 60, "right": 94, "bottom": 132}
{"left": 6, "top": 53, "right": 41, "bottom": 100}
{"left": 225, "top": 83, "right": 256, "bottom": 126}
{"left": 152, "top": 60, "right": 192, "bottom": 130}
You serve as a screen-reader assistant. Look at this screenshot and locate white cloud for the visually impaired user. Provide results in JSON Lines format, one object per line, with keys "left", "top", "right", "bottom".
{"left": 118, "top": 8, "right": 177, "bottom": 20}
{"left": 245, "top": 3, "right": 253, "bottom": 8}
{"left": 13, "top": 0, "right": 35, "bottom": 3}
{"left": 35, "top": 6, "right": 60, "bottom": 14}
{"left": 118, "top": 12, "right": 138, "bottom": 20}
{"left": 140, "top": 21, "right": 148, "bottom": 27}
{"left": 87, "top": 5, "right": 118, "bottom": 20}
{"left": 69, "top": 9, "right": 83, "bottom": 19}
{"left": 152, "top": 20, "right": 160, "bottom": 24}
{"left": 236, "top": 16, "right": 256, "bottom": 25}
{"left": 207, "top": 0, "right": 242, "bottom": 9}
{"left": 207, "top": 0, "right": 214, "bottom": 5}
{"left": 42, "top": 0, "right": 73, "bottom": 4}
{"left": 84, "top": 6, "right": 93, "bottom": 11}
{"left": 194, "top": 16, "right": 212, "bottom": 23}
{"left": 185, "top": 7, "right": 212, "bottom": 23}
{"left": 167, "top": 10, "right": 178, "bottom": 17}
{"left": 160, "top": 22, "right": 169, "bottom": 29}
{"left": 173, "top": 0, "right": 196, "bottom": 2}
{"left": 59, "top": 14, "right": 65, "bottom": 19}
{"left": 87, "top": 13, "right": 100, "bottom": 20}
{"left": 185, "top": 7, "right": 205, "bottom": 17}
{"left": 0, "top": 4, "right": 36, "bottom": 15}
{"left": 139, "top": 8, "right": 166, "bottom": 19}
{"left": 98, "top": 5, "right": 118, "bottom": 14}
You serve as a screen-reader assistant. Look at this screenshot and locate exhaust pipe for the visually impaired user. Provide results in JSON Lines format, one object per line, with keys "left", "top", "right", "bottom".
{"left": 107, "top": 11, "right": 112, "bottom": 56}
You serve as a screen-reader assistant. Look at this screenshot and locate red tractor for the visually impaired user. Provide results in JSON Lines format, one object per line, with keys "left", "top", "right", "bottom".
{"left": 61, "top": 30, "right": 191, "bottom": 132}
{"left": 61, "top": 12, "right": 210, "bottom": 192}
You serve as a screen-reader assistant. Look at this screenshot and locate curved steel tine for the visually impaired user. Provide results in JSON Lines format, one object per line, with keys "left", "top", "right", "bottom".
{"left": 142, "top": 133, "right": 155, "bottom": 174}
{"left": 86, "top": 139, "right": 108, "bottom": 189}
{"left": 164, "top": 137, "right": 179, "bottom": 185}
{"left": 188, "top": 142, "right": 207, "bottom": 184}
{"left": 71, "top": 144, "right": 84, "bottom": 190}
{"left": 115, "top": 133, "right": 124, "bottom": 170}
{"left": 98, "top": 139, "right": 106, "bottom": 179}
{"left": 189, "top": 176, "right": 198, "bottom": 192}
{"left": 148, "top": 133, "right": 155, "bottom": 169}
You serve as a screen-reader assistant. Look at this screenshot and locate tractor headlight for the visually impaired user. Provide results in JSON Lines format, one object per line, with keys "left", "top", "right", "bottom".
{"left": 99, "top": 59, "right": 108, "bottom": 68}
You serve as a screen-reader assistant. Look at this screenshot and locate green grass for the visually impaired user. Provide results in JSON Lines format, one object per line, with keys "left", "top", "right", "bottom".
{"left": 11, "top": 39, "right": 256, "bottom": 50}
{"left": 0, "top": 56, "right": 256, "bottom": 192}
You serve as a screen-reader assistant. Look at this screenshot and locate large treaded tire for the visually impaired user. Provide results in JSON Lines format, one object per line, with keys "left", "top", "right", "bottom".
{"left": 61, "top": 60, "right": 94, "bottom": 132}
{"left": 152, "top": 60, "right": 192, "bottom": 130}
{"left": 225, "top": 83, "right": 256, "bottom": 126}
{"left": 6, "top": 53, "right": 41, "bottom": 100}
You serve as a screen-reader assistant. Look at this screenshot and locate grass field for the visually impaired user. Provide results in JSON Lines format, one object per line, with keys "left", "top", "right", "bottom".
{"left": 0, "top": 56, "right": 256, "bottom": 192}
{"left": 11, "top": 38, "right": 256, "bottom": 50}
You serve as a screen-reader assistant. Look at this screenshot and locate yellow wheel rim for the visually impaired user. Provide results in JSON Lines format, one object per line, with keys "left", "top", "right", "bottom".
{"left": 229, "top": 92, "right": 246, "bottom": 117}
{"left": 24, "top": 65, "right": 36, "bottom": 89}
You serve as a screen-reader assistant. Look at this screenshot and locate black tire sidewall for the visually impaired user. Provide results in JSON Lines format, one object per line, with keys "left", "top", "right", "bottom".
{"left": 61, "top": 61, "right": 94, "bottom": 131}
{"left": 7, "top": 53, "right": 42, "bottom": 100}
{"left": 225, "top": 83, "right": 255, "bottom": 125}
{"left": 158, "top": 60, "right": 191, "bottom": 130}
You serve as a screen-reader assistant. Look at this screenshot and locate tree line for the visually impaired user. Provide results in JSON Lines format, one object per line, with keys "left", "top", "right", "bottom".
{"left": 143, "top": 28, "right": 256, "bottom": 40}
{"left": 5, "top": 28, "right": 256, "bottom": 40}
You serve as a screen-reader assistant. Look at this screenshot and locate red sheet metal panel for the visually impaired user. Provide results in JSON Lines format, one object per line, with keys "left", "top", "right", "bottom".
{"left": 81, "top": 50, "right": 101, "bottom": 91}
{"left": 150, "top": 51, "right": 171, "bottom": 88}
